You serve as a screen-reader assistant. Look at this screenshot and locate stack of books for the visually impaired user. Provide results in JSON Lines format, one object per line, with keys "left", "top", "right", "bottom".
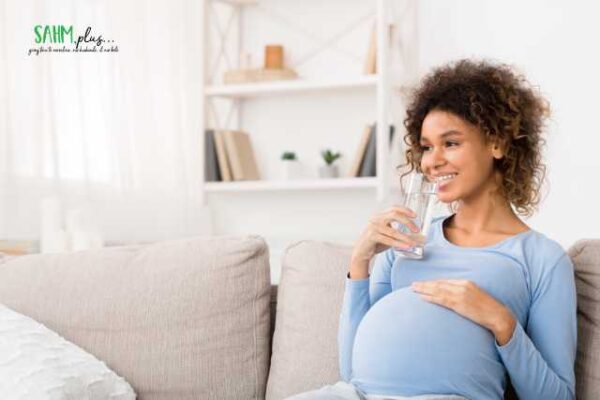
{"left": 347, "top": 123, "right": 395, "bottom": 177}
{"left": 205, "top": 130, "right": 261, "bottom": 182}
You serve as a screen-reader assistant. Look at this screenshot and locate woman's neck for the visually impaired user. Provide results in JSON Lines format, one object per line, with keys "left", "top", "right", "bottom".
{"left": 451, "top": 206, "right": 520, "bottom": 234}
{"left": 448, "top": 170, "right": 529, "bottom": 235}
{"left": 451, "top": 192, "right": 528, "bottom": 236}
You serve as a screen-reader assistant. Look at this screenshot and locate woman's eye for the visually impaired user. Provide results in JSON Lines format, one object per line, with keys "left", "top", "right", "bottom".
{"left": 420, "top": 142, "right": 459, "bottom": 152}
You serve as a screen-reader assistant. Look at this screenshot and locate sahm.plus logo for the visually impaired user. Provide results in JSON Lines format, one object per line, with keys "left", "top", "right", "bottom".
{"left": 29, "top": 24, "right": 119, "bottom": 56}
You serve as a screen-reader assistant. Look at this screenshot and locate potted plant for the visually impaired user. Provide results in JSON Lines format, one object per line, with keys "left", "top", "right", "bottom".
{"left": 281, "top": 151, "right": 302, "bottom": 180}
{"left": 319, "top": 149, "right": 342, "bottom": 178}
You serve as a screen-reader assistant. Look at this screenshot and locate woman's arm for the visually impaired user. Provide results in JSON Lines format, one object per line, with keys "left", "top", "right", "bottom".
{"left": 495, "top": 253, "right": 577, "bottom": 399}
{"left": 412, "top": 252, "right": 577, "bottom": 398}
{"left": 337, "top": 248, "right": 394, "bottom": 381}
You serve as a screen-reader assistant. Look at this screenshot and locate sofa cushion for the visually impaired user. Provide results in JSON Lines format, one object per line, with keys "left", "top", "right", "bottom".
{"left": 266, "top": 240, "right": 352, "bottom": 400}
{"left": 568, "top": 239, "right": 600, "bottom": 399}
{"left": 0, "top": 235, "right": 271, "bottom": 400}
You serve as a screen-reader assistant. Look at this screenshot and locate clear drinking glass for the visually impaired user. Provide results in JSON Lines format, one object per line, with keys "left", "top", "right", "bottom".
{"left": 392, "top": 172, "right": 439, "bottom": 259}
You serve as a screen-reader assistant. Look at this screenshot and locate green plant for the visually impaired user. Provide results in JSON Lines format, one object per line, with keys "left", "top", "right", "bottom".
{"left": 321, "top": 149, "right": 341, "bottom": 165}
{"left": 281, "top": 151, "right": 297, "bottom": 161}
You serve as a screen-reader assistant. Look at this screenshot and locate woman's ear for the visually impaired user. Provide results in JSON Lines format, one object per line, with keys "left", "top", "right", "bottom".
{"left": 491, "top": 141, "right": 505, "bottom": 160}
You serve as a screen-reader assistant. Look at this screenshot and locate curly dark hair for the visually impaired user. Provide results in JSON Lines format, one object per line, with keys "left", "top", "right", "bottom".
{"left": 398, "top": 59, "right": 551, "bottom": 217}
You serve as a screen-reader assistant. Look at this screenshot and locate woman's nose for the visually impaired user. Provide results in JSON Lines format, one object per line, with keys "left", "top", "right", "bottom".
{"left": 423, "top": 148, "right": 446, "bottom": 173}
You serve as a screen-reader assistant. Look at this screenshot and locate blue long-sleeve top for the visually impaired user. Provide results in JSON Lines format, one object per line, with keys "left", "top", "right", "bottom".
{"left": 338, "top": 214, "right": 577, "bottom": 399}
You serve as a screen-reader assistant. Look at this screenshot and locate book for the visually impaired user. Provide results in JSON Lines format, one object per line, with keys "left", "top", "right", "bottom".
{"left": 358, "top": 124, "right": 396, "bottom": 177}
{"left": 205, "top": 129, "right": 221, "bottom": 182}
{"left": 358, "top": 125, "right": 377, "bottom": 177}
{"left": 363, "top": 21, "right": 377, "bottom": 75}
{"left": 222, "top": 130, "right": 261, "bottom": 181}
{"left": 213, "top": 130, "right": 232, "bottom": 181}
{"left": 348, "top": 124, "right": 374, "bottom": 177}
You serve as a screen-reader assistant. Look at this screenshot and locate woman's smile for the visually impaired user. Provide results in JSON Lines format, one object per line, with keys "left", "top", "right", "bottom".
{"left": 437, "top": 174, "right": 456, "bottom": 191}
{"left": 429, "top": 173, "right": 458, "bottom": 193}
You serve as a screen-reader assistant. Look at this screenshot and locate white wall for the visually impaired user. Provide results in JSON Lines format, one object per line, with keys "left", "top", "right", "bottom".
{"left": 2, "top": 1, "right": 595, "bottom": 282}
{"left": 208, "top": 0, "right": 600, "bottom": 283}
{"left": 417, "top": 0, "right": 600, "bottom": 248}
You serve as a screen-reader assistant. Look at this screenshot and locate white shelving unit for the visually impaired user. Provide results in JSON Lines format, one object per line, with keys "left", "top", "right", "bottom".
{"left": 205, "top": 177, "right": 377, "bottom": 193}
{"left": 199, "top": 0, "right": 418, "bottom": 205}
{"left": 205, "top": 75, "right": 378, "bottom": 98}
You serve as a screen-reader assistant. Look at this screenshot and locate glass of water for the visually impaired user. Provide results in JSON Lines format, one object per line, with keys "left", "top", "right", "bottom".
{"left": 392, "top": 172, "right": 439, "bottom": 259}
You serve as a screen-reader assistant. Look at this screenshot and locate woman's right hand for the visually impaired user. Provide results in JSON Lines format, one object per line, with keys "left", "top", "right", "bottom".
{"left": 351, "top": 205, "right": 425, "bottom": 266}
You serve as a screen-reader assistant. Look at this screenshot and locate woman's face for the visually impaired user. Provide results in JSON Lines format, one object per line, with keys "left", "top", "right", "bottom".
{"left": 419, "top": 109, "right": 501, "bottom": 205}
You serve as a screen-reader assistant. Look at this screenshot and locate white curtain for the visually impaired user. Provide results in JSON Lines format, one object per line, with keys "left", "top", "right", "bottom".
{"left": 0, "top": 0, "right": 211, "bottom": 249}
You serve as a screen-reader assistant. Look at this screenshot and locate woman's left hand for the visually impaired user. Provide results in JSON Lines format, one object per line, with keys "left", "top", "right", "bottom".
{"left": 411, "top": 279, "right": 517, "bottom": 346}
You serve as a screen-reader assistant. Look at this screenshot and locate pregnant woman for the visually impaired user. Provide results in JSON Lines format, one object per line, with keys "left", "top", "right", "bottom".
{"left": 286, "top": 59, "right": 576, "bottom": 400}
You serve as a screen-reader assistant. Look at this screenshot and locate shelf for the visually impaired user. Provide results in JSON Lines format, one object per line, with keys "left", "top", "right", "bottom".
{"left": 205, "top": 76, "right": 378, "bottom": 98}
{"left": 204, "top": 177, "right": 377, "bottom": 192}
{"left": 213, "top": 0, "right": 258, "bottom": 5}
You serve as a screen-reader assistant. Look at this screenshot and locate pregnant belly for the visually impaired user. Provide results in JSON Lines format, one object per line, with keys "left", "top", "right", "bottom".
{"left": 351, "top": 287, "right": 504, "bottom": 395}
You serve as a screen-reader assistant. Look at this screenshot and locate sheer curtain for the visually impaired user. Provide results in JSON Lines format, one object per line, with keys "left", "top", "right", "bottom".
{"left": 0, "top": 0, "right": 211, "bottom": 250}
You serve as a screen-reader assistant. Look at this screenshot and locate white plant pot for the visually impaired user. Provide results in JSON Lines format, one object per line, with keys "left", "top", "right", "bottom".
{"left": 318, "top": 164, "right": 339, "bottom": 178}
{"left": 282, "top": 160, "right": 302, "bottom": 180}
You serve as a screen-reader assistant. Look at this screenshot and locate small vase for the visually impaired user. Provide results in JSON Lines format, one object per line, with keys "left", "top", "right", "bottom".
{"left": 282, "top": 160, "right": 302, "bottom": 180}
{"left": 318, "top": 164, "right": 339, "bottom": 178}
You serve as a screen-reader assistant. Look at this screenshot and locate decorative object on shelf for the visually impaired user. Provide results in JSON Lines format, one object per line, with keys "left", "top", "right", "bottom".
{"left": 223, "top": 68, "right": 298, "bottom": 84}
{"left": 281, "top": 151, "right": 296, "bottom": 160}
{"left": 319, "top": 149, "right": 342, "bottom": 178}
{"left": 265, "top": 44, "right": 284, "bottom": 69}
{"left": 40, "top": 197, "right": 104, "bottom": 253}
{"left": 281, "top": 151, "right": 302, "bottom": 180}
{"left": 65, "top": 204, "right": 104, "bottom": 252}
{"left": 363, "top": 21, "right": 377, "bottom": 75}
{"left": 0, "top": 240, "right": 39, "bottom": 256}
{"left": 223, "top": 44, "right": 298, "bottom": 84}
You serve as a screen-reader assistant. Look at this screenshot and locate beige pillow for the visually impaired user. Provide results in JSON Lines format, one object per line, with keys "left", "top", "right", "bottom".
{"left": 569, "top": 239, "right": 600, "bottom": 399}
{"left": 266, "top": 240, "right": 352, "bottom": 400}
{"left": 0, "top": 235, "right": 271, "bottom": 400}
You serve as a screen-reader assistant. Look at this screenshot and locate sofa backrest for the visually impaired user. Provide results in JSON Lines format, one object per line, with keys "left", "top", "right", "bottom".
{"left": 0, "top": 235, "right": 272, "bottom": 400}
{"left": 266, "top": 240, "right": 352, "bottom": 400}
{"left": 568, "top": 239, "right": 600, "bottom": 399}
{"left": 268, "top": 239, "right": 600, "bottom": 400}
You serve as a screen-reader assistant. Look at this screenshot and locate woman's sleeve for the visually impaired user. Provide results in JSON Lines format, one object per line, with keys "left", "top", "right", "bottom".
{"left": 496, "top": 253, "right": 577, "bottom": 399}
{"left": 338, "top": 248, "right": 394, "bottom": 381}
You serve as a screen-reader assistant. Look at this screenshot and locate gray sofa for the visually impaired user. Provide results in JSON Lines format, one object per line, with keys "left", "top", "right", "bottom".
{"left": 0, "top": 235, "right": 598, "bottom": 399}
